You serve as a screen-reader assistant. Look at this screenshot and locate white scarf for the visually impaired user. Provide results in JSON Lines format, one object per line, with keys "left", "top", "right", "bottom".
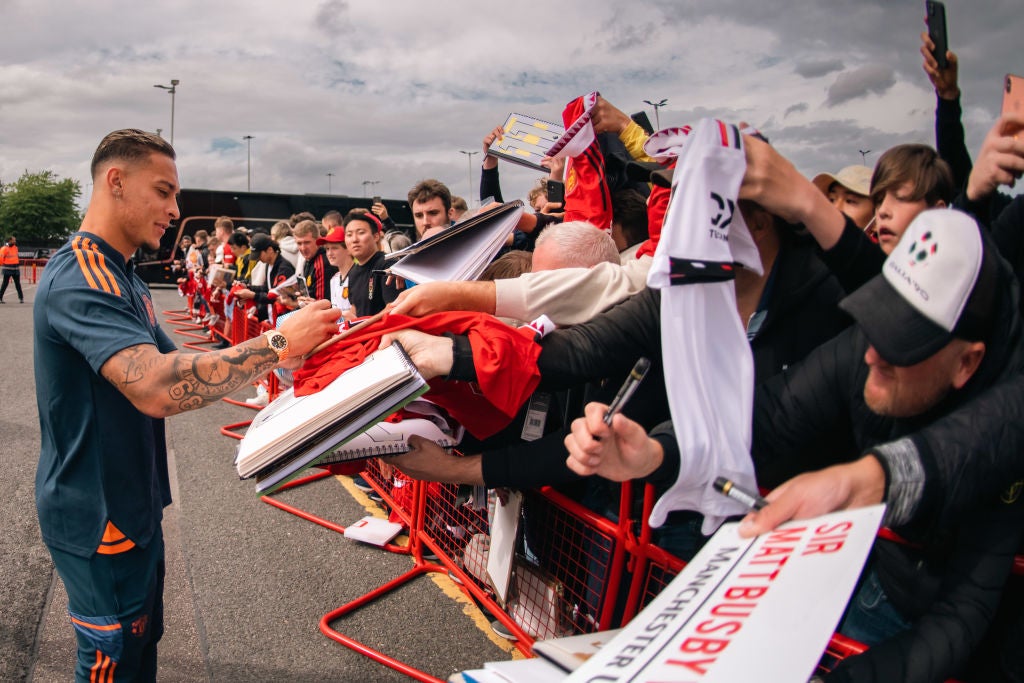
{"left": 646, "top": 118, "right": 761, "bottom": 534}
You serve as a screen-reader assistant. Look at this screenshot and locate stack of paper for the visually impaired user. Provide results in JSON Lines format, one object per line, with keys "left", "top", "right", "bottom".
{"left": 234, "top": 343, "right": 428, "bottom": 493}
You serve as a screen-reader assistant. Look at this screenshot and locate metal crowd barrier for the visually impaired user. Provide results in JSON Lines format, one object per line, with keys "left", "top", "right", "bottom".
{"left": 160, "top": 303, "right": 983, "bottom": 681}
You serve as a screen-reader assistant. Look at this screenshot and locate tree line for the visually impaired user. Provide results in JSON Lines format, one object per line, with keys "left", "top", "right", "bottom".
{"left": 0, "top": 171, "right": 82, "bottom": 246}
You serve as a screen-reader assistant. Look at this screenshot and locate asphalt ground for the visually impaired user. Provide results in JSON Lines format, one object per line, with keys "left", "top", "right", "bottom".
{"left": 1, "top": 281, "right": 514, "bottom": 682}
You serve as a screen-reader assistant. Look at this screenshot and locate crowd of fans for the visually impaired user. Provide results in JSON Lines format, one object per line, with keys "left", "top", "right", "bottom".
{"left": 157, "top": 28, "right": 1024, "bottom": 682}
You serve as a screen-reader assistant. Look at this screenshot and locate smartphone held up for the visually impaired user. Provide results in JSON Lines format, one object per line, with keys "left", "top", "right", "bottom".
{"left": 926, "top": 0, "right": 949, "bottom": 70}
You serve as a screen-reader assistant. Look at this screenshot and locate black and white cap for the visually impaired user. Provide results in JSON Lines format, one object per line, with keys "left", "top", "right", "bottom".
{"left": 839, "top": 208, "right": 998, "bottom": 366}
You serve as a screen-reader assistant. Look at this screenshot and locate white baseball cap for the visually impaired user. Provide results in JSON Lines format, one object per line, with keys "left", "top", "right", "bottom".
{"left": 839, "top": 208, "right": 998, "bottom": 365}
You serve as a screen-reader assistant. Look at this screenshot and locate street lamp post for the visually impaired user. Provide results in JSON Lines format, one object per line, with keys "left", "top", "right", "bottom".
{"left": 327, "top": 173, "right": 335, "bottom": 194}
{"left": 643, "top": 98, "right": 668, "bottom": 130}
{"left": 459, "top": 150, "right": 478, "bottom": 205}
{"left": 361, "top": 180, "right": 380, "bottom": 197}
{"left": 243, "top": 135, "right": 254, "bottom": 191}
{"left": 153, "top": 79, "right": 180, "bottom": 146}
{"left": 858, "top": 149, "right": 872, "bottom": 166}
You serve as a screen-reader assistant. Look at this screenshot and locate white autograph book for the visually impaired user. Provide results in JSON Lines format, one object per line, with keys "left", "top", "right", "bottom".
{"left": 234, "top": 342, "right": 428, "bottom": 494}
{"left": 566, "top": 505, "right": 885, "bottom": 682}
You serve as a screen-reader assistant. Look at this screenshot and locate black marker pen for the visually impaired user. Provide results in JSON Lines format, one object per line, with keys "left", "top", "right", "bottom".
{"left": 713, "top": 476, "right": 768, "bottom": 511}
{"left": 603, "top": 357, "right": 651, "bottom": 426}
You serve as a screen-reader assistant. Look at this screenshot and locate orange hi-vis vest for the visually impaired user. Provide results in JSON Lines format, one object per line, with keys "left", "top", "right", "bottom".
{"left": 0, "top": 244, "right": 19, "bottom": 267}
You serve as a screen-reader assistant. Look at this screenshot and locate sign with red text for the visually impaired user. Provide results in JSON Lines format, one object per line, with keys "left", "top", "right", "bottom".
{"left": 566, "top": 505, "right": 885, "bottom": 682}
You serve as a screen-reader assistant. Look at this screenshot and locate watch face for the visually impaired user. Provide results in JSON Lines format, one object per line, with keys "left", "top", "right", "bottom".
{"left": 268, "top": 333, "right": 287, "bottom": 351}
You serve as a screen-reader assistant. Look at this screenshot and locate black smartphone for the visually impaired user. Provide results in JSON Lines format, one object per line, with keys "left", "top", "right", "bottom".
{"left": 926, "top": 0, "right": 949, "bottom": 69}
{"left": 372, "top": 195, "right": 382, "bottom": 205}
{"left": 545, "top": 179, "right": 565, "bottom": 204}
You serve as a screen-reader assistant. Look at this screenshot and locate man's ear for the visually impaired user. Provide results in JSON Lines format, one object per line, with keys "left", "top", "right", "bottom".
{"left": 447, "top": 207, "right": 456, "bottom": 222}
{"left": 106, "top": 166, "right": 125, "bottom": 197}
{"left": 951, "top": 341, "right": 986, "bottom": 389}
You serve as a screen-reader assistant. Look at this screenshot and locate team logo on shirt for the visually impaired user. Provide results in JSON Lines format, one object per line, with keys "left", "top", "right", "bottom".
{"left": 565, "top": 165, "right": 578, "bottom": 196}
{"left": 908, "top": 231, "right": 937, "bottom": 267}
{"left": 707, "top": 192, "right": 733, "bottom": 242}
{"left": 143, "top": 294, "right": 157, "bottom": 327}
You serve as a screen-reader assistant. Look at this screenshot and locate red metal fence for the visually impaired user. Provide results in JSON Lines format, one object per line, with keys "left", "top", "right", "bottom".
{"left": 162, "top": 301, "right": 884, "bottom": 682}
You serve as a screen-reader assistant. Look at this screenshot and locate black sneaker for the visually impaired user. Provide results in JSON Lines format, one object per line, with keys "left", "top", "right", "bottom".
{"left": 351, "top": 475, "right": 374, "bottom": 492}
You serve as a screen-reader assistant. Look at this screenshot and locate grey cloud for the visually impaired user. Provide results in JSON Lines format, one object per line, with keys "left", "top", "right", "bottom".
{"left": 598, "top": 18, "right": 660, "bottom": 52}
{"left": 770, "top": 118, "right": 933, "bottom": 176}
{"left": 795, "top": 58, "right": 844, "bottom": 79}
{"left": 314, "top": 0, "right": 351, "bottom": 35}
{"left": 784, "top": 102, "right": 809, "bottom": 118}
{"left": 826, "top": 64, "right": 896, "bottom": 107}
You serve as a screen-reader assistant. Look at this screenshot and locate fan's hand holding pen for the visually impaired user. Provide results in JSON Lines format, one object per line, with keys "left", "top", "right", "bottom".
{"left": 564, "top": 402, "right": 664, "bottom": 482}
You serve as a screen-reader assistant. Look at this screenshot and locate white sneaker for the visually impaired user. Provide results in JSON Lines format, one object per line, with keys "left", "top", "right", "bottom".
{"left": 245, "top": 384, "right": 269, "bottom": 406}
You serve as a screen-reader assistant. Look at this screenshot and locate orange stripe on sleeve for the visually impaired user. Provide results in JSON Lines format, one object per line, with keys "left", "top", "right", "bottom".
{"left": 79, "top": 239, "right": 113, "bottom": 294}
{"left": 72, "top": 238, "right": 102, "bottom": 291}
{"left": 82, "top": 239, "right": 122, "bottom": 296}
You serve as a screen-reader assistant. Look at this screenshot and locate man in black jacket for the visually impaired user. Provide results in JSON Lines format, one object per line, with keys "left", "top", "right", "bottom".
{"left": 233, "top": 233, "right": 295, "bottom": 322}
{"left": 565, "top": 208, "right": 1024, "bottom": 682}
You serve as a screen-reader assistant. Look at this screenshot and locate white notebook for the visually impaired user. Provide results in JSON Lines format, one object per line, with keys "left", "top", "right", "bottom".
{"left": 318, "top": 414, "right": 461, "bottom": 463}
{"left": 234, "top": 343, "right": 427, "bottom": 493}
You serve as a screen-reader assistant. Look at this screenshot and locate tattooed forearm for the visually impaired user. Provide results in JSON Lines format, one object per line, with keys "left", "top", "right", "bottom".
{"left": 101, "top": 340, "right": 281, "bottom": 417}
{"left": 168, "top": 342, "right": 278, "bottom": 412}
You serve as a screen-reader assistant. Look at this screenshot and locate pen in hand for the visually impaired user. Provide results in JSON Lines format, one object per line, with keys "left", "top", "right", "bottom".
{"left": 713, "top": 476, "right": 769, "bottom": 511}
{"left": 603, "top": 357, "right": 651, "bottom": 427}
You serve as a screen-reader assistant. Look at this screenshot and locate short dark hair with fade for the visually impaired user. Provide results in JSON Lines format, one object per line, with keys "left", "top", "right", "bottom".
{"left": 90, "top": 129, "right": 175, "bottom": 179}
{"left": 407, "top": 179, "right": 452, "bottom": 213}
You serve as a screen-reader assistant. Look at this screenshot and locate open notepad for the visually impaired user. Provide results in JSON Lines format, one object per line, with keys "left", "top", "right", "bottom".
{"left": 234, "top": 343, "right": 428, "bottom": 494}
{"left": 384, "top": 201, "right": 524, "bottom": 283}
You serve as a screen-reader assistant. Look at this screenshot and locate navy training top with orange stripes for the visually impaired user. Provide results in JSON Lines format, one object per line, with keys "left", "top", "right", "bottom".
{"left": 34, "top": 232, "right": 176, "bottom": 559}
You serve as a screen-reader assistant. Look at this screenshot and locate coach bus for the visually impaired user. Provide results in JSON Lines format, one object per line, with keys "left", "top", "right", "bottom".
{"left": 135, "top": 188, "right": 413, "bottom": 284}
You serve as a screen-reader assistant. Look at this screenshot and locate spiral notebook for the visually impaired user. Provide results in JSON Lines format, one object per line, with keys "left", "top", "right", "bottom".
{"left": 318, "top": 408, "right": 461, "bottom": 464}
{"left": 234, "top": 342, "right": 428, "bottom": 494}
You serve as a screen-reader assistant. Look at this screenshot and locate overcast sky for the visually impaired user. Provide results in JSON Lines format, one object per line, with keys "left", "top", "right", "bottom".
{"left": 0, "top": 0, "right": 1018, "bottom": 212}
